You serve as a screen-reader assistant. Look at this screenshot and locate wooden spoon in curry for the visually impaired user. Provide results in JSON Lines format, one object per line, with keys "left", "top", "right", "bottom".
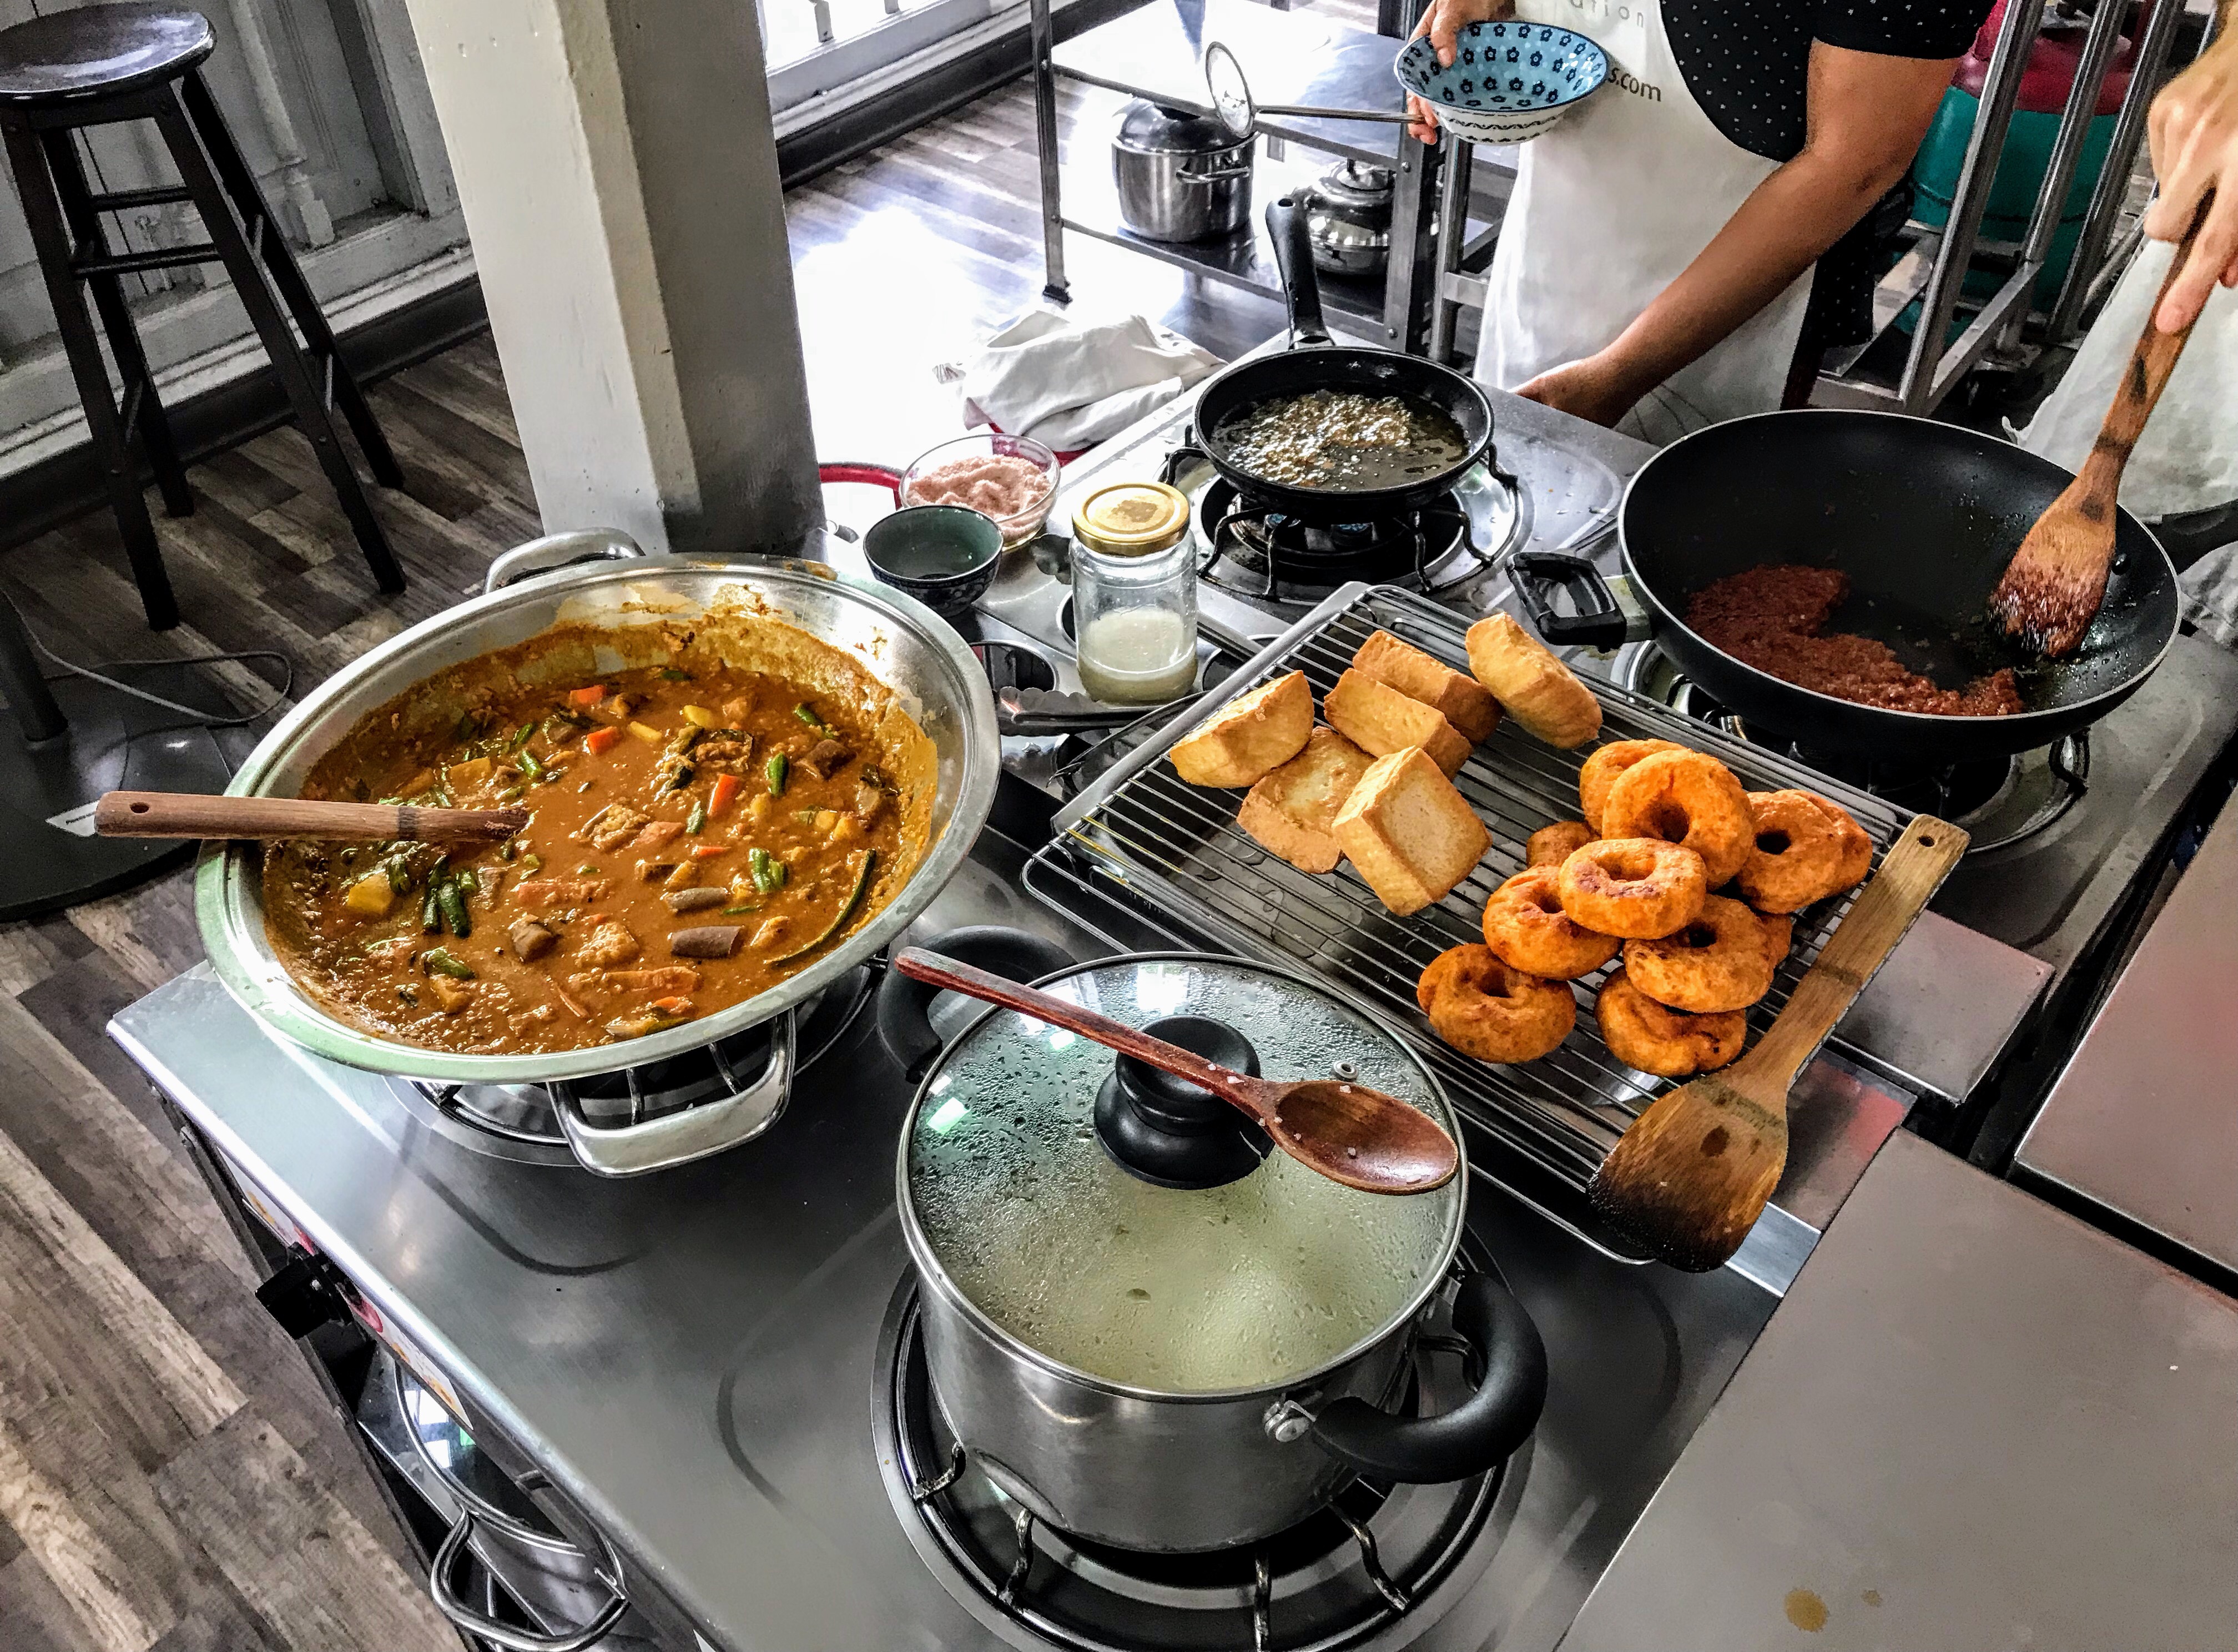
{"left": 894, "top": 948, "right": 1460, "bottom": 1195}
{"left": 94, "top": 790, "right": 528, "bottom": 844}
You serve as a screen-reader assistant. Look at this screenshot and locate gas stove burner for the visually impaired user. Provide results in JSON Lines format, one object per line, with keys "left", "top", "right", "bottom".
{"left": 1625, "top": 649, "right": 2088, "bottom": 854}
{"left": 1199, "top": 476, "right": 1503, "bottom": 608}
{"left": 407, "top": 961, "right": 876, "bottom": 1155}
{"left": 1163, "top": 444, "right": 1524, "bottom": 615}
{"left": 873, "top": 1258, "right": 1516, "bottom": 1651}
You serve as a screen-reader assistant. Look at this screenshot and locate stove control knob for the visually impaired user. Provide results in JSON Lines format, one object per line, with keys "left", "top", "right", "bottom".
{"left": 255, "top": 1249, "right": 353, "bottom": 1338}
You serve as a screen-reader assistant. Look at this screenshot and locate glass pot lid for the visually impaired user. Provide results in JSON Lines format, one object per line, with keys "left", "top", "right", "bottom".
{"left": 901, "top": 955, "right": 1465, "bottom": 1397}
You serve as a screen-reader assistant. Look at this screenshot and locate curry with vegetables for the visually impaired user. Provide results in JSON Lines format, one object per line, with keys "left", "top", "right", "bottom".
{"left": 262, "top": 612, "right": 932, "bottom": 1056}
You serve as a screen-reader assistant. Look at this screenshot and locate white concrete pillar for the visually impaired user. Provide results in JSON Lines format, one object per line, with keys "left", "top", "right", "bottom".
{"left": 400, "top": 0, "right": 819, "bottom": 555}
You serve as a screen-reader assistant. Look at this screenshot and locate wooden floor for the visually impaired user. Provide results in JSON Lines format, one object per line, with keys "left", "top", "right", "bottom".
{"left": 0, "top": 67, "right": 1303, "bottom": 1652}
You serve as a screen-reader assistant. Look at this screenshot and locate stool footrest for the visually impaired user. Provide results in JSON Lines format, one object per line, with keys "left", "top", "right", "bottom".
{"left": 71, "top": 240, "right": 216, "bottom": 276}
{"left": 118, "top": 373, "right": 146, "bottom": 444}
{"left": 86, "top": 184, "right": 192, "bottom": 213}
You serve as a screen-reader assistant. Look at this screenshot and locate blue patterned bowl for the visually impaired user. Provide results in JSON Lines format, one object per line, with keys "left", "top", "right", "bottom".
{"left": 1394, "top": 21, "right": 1607, "bottom": 144}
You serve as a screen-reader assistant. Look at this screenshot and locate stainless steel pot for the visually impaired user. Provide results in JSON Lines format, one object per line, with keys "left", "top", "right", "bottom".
{"left": 886, "top": 947, "right": 1546, "bottom": 1553}
{"left": 197, "top": 531, "right": 1000, "bottom": 1171}
{"left": 1112, "top": 100, "right": 1253, "bottom": 244}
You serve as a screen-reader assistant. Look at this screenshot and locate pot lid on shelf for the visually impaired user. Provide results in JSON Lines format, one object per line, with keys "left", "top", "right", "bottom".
{"left": 1115, "top": 98, "right": 1247, "bottom": 155}
{"left": 901, "top": 955, "right": 1464, "bottom": 1397}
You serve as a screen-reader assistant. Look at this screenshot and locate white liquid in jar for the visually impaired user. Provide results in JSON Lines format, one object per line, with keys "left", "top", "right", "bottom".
{"left": 1078, "top": 608, "right": 1197, "bottom": 704}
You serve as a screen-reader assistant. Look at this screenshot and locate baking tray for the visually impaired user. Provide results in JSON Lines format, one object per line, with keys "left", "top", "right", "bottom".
{"left": 1024, "top": 582, "right": 1918, "bottom": 1260}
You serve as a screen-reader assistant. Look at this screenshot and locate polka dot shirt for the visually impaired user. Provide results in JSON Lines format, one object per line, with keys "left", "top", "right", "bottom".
{"left": 1664, "top": 0, "right": 1995, "bottom": 161}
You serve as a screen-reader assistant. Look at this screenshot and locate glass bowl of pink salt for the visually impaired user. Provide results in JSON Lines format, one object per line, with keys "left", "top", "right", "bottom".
{"left": 900, "top": 433, "right": 1062, "bottom": 548}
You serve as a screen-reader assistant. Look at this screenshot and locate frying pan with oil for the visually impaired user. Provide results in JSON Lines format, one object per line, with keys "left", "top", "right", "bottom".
{"left": 1187, "top": 198, "right": 1496, "bottom": 525}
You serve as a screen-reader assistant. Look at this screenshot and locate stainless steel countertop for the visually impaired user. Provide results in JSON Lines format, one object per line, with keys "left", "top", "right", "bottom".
{"left": 113, "top": 824, "right": 1818, "bottom": 1652}
{"left": 1559, "top": 1129, "right": 2238, "bottom": 1651}
{"left": 2015, "top": 792, "right": 2238, "bottom": 1282}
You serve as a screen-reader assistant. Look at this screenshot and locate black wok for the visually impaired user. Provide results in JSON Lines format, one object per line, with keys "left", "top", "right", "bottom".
{"left": 1513, "top": 410, "right": 2179, "bottom": 764}
{"left": 1184, "top": 198, "right": 1495, "bottom": 525}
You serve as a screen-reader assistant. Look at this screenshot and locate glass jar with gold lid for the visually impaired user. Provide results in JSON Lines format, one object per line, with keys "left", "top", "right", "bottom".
{"left": 1070, "top": 481, "right": 1197, "bottom": 704}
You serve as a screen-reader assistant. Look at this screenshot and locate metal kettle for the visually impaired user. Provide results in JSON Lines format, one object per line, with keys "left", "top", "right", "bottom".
{"left": 1303, "top": 158, "right": 1394, "bottom": 277}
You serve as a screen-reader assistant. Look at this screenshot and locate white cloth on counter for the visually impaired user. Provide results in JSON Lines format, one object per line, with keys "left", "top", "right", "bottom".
{"left": 939, "top": 309, "right": 1221, "bottom": 450}
{"left": 2180, "top": 548, "right": 2238, "bottom": 648}
{"left": 2019, "top": 238, "right": 2238, "bottom": 643}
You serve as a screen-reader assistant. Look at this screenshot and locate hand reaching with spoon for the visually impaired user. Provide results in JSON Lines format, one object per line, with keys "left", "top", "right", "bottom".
{"left": 2145, "top": 0, "right": 2238, "bottom": 334}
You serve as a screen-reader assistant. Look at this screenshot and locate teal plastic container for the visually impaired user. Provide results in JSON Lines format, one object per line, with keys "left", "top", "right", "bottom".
{"left": 1904, "top": 85, "right": 2118, "bottom": 330}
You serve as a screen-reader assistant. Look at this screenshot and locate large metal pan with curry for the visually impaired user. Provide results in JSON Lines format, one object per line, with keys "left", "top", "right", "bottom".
{"left": 198, "top": 533, "right": 1000, "bottom": 1172}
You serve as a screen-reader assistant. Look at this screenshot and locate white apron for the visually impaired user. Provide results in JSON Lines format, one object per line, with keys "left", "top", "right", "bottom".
{"left": 1477, "top": 0, "right": 1815, "bottom": 445}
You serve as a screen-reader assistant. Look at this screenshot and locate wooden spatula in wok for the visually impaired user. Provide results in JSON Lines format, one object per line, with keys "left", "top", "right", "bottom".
{"left": 1988, "top": 197, "right": 2214, "bottom": 658}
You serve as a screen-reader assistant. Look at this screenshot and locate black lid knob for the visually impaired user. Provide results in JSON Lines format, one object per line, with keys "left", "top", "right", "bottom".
{"left": 1094, "top": 1015, "right": 1271, "bottom": 1190}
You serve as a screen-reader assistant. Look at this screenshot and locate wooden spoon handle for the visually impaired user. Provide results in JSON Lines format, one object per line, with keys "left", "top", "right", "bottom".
{"left": 2089, "top": 193, "right": 2214, "bottom": 482}
{"left": 892, "top": 948, "right": 1260, "bottom": 1111}
{"left": 1732, "top": 817, "right": 1971, "bottom": 1095}
{"left": 93, "top": 791, "right": 530, "bottom": 844}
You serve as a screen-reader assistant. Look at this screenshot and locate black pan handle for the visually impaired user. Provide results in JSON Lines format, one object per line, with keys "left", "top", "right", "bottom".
{"left": 1509, "top": 551, "right": 1639, "bottom": 649}
{"left": 1308, "top": 1270, "right": 1546, "bottom": 1482}
{"left": 876, "top": 925, "right": 1078, "bottom": 1082}
{"left": 1267, "top": 196, "right": 1331, "bottom": 349}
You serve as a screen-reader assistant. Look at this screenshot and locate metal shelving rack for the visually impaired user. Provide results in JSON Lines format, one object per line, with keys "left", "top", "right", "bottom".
{"left": 1817, "top": 0, "right": 2213, "bottom": 414}
{"left": 1030, "top": 0, "right": 1508, "bottom": 355}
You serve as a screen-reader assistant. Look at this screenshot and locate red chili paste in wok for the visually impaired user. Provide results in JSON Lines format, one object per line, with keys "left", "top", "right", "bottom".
{"left": 1685, "top": 566, "right": 2025, "bottom": 718}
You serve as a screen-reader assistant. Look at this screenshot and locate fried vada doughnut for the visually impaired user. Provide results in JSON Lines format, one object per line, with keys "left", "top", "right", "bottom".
{"left": 1813, "top": 794, "right": 1875, "bottom": 892}
{"left": 1623, "top": 895, "right": 1780, "bottom": 1013}
{"left": 1737, "top": 789, "right": 1850, "bottom": 913}
{"left": 1595, "top": 968, "right": 1746, "bottom": 1077}
{"left": 1577, "top": 739, "right": 1682, "bottom": 833}
{"left": 1481, "top": 866, "right": 1622, "bottom": 980}
{"left": 1526, "top": 819, "right": 1595, "bottom": 869}
{"left": 1600, "top": 749, "right": 1756, "bottom": 887}
{"left": 1417, "top": 944, "right": 1575, "bottom": 1063}
{"left": 1556, "top": 838, "right": 1707, "bottom": 940}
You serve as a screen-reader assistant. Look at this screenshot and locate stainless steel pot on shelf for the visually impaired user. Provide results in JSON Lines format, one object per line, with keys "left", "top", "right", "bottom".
{"left": 1112, "top": 99, "right": 1254, "bottom": 244}
{"left": 195, "top": 531, "right": 1001, "bottom": 1172}
{"left": 885, "top": 946, "right": 1547, "bottom": 1553}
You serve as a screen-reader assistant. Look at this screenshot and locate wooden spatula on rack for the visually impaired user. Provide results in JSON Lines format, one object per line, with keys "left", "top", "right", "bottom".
{"left": 1987, "top": 195, "right": 2214, "bottom": 657}
{"left": 94, "top": 791, "right": 528, "bottom": 844}
{"left": 1587, "top": 818, "right": 1969, "bottom": 1271}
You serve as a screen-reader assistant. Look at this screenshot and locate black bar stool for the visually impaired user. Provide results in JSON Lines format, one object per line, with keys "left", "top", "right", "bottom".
{"left": 0, "top": 2, "right": 406, "bottom": 629}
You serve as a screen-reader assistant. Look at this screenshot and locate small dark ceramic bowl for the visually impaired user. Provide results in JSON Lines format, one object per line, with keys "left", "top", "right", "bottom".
{"left": 863, "top": 505, "right": 1004, "bottom": 616}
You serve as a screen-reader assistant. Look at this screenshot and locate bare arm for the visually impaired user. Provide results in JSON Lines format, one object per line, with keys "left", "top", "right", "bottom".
{"left": 1521, "top": 42, "right": 1957, "bottom": 425}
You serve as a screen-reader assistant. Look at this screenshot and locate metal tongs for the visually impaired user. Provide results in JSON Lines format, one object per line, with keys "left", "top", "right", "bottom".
{"left": 996, "top": 686, "right": 1196, "bottom": 737}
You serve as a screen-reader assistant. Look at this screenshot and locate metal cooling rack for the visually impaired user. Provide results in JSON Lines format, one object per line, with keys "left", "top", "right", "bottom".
{"left": 1024, "top": 582, "right": 1915, "bottom": 1258}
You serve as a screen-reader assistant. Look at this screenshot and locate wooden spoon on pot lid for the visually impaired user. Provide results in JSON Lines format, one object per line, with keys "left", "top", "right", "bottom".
{"left": 894, "top": 947, "right": 1460, "bottom": 1195}
{"left": 94, "top": 791, "right": 529, "bottom": 844}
